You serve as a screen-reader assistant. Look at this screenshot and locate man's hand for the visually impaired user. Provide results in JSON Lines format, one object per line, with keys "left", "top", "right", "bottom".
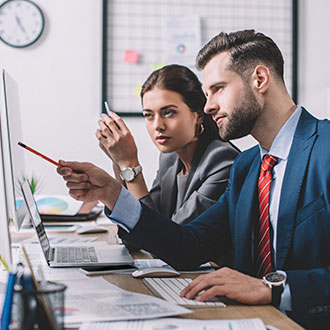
{"left": 180, "top": 267, "right": 271, "bottom": 305}
{"left": 57, "top": 160, "right": 122, "bottom": 210}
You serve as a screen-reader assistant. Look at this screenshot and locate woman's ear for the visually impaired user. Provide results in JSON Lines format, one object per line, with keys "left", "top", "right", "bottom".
{"left": 251, "top": 65, "right": 270, "bottom": 94}
{"left": 195, "top": 113, "right": 204, "bottom": 136}
{"left": 197, "top": 114, "right": 204, "bottom": 125}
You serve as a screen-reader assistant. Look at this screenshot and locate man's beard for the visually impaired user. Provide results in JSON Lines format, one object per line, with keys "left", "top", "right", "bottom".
{"left": 219, "top": 87, "right": 262, "bottom": 141}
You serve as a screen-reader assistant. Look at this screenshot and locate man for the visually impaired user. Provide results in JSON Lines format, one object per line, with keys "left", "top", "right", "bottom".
{"left": 58, "top": 30, "right": 330, "bottom": 329}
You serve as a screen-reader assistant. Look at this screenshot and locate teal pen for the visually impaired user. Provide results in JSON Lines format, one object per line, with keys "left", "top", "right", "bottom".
{"left": 104, "top": 101, "right": 111, "bottom": 116}
{"left": 1, "top": 272, "right": 17, "bottom": 330}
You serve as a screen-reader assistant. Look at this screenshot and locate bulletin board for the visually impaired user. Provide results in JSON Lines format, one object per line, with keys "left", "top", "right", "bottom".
{"left": 102, "top": 0, "right": 298, "bottom": 116}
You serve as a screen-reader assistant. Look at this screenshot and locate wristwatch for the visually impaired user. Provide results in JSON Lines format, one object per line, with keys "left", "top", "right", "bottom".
{"left": 119, "top": 165, "right": 142, "bottom": 182}
{"left": 262, "top": 271, "right": 286, "bottom": 307}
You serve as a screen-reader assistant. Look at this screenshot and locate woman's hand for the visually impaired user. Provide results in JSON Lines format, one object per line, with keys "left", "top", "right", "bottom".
{"left": 57, "top": 160, "right": 122, "bottom": 210}
{"left": 96, "top": 111, "right": 139, "bottom": 168}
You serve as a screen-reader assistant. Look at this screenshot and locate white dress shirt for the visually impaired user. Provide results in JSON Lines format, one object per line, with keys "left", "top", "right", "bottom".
{"left": 258, "top": 106, "right": 302, "bottom": 311}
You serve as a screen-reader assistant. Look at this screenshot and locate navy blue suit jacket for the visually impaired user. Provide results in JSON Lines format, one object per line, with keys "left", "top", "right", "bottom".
{"left": 120, "top": 108, "right": 330, "bottom": 327}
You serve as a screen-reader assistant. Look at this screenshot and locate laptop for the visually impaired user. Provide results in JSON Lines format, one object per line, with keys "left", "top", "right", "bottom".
{"left": 20, "top": 180, "right": 134, "bottom": 268}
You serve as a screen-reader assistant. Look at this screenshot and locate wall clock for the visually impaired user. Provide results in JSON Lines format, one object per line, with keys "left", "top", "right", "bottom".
{"left": 0, "top": 0, "right": 45, "bottom": 48}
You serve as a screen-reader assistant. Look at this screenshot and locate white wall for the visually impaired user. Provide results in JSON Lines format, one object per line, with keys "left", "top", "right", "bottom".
{"left": 298, "top": 0, "right": 330, "bottom": 119}
{"left": 0, "top": 0, "right": 328, "bottom": 195}
{"left": 0, "top": 0, "right": 159, "bottom": 195}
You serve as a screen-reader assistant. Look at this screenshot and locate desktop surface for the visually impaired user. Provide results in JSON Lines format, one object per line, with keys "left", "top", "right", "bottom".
{"left": 105, "top": 272, "right": 303, "bottom": 330}
{"left": 10, "top": 220, "right": 303, "bottom": 330}
{"left": 90, "top": 224, "right": 303, "bottom": 329}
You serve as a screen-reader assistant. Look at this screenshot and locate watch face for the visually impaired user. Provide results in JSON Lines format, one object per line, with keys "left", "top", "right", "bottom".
{"left": 265, "top": 272, "right": 286, "bottom": 283}
{"left": 0, "top": 0, "right": 45, "bottom": 48}
{"left": 121, "top": 168, "right": 135, "bottom": 181}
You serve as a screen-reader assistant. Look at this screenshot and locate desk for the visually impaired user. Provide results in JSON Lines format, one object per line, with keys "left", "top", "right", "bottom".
{"left": 12, "top": 221, "right": 303, "bottom": 329}
{"left": 79, "top": 223, "right": 303, "bottom": 330}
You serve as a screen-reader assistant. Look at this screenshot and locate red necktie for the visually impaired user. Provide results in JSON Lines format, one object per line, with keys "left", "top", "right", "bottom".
{"left": 256, "top": 154, "right": 278, "bottom": 277}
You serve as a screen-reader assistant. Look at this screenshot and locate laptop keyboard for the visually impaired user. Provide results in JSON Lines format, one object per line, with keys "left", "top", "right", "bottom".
{"left": 143, "top": 277, "right": 226, "bottom": 308}
{"left": 53, "top": 246, "right": 98, "bottom": 264}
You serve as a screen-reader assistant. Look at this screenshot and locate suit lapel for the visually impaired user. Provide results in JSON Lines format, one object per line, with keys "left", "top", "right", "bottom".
{"left": 235, "top": 153, "right": 261, "bottom": 275}
{"left": 160, "top": 156, "right": 180, "bottom": 217}
{"left": 276, "top": 109, "right": 318, "bottom": 269}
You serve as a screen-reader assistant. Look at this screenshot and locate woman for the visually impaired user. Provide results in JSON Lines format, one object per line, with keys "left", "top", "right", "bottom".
{"left": 96, "top": 64, "right": 239, "bottom": 225}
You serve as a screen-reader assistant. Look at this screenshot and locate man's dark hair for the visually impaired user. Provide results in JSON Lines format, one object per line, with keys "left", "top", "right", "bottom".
{"left": 141, "top": 64, "right": 220, "bottom": 141}
{"left": 196, "top": 30, "right": 284, "bottom": 82}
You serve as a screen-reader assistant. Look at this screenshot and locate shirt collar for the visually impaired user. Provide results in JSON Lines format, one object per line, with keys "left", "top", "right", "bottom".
{"left": 259, "top": 106, "right": 302, "bottom": 161}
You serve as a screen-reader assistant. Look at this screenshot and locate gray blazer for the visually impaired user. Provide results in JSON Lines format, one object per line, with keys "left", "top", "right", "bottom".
{"left": 140, "top": 138, "right": 240, "bottom": 225}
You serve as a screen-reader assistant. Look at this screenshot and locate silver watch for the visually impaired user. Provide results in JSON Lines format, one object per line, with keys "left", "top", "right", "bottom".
{"left": 262, "top": 271, "right": 286, "bottom": 307}
{"left": 119, "top": 165, "right": 142, "bottom": 182}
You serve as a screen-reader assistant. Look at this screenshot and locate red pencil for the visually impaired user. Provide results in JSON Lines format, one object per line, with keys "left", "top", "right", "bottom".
{"left": 18, "top": 142, "right": 61, "bottom": 167}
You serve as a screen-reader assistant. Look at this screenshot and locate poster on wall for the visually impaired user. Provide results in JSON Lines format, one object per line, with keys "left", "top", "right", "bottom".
{"left": 162, "top": 16, "right": 201, "bottom": 67}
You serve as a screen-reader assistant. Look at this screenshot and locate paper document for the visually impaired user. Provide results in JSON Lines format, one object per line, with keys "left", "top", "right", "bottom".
{"left": 134, "top": 259, "right": 167, "bottom": 269}
{"left": 59, "top": 277, "right": 191, "bottom": 325}
{"left": 135, "top": 259, "right": 215, "bottom": 273}
{"left": 0, "top": 270, "right": 9, "bottom": 284}
{"left": 162, "top": 16, "right": 201, "bottom": 66}
{"left": 0, "top": 280, "right": 7, "bottom": 310}
{"left": 14, "top": 243, "right": 45, "bottom": 267}
{"left": 96, "top": 216, "right": 111, "bottom": 226}
{"left": 36, "top": 266, "right": 87, "bottom": 282}
{"left": 21, "top": 235, "right": 97, "bottom": 245}
{"left": 80, "top": 259, "right": 215, "bottom": 276}
{"left": 35, "top": 194, "right": 83, "bottom": 215}
{"left": 78, "top": 317, "right": 266, "bottom": 330}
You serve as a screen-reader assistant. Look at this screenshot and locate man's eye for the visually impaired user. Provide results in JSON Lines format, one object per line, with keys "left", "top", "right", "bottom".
{"left": 215, "top": 86, "right": 224, "bottom": 92}
{"left": 164, "top": 110, "right": 175, "bottom": 116}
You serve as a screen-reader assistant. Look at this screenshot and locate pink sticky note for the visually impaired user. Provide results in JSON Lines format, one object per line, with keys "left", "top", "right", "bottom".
{"left": 124, "top": 50, "right": 139, "bottom": 64}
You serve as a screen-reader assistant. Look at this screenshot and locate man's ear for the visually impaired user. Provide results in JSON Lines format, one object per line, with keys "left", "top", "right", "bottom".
{"left": 251, "top": 65, "right": 270, "bottom": 94}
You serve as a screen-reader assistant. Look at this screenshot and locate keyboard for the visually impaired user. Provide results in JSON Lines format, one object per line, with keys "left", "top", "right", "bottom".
{"left": 143, "top": 277, "right": 226, "bottom": 308}
{"left": 53, "top": 246, "right": 98, "bottom": 264}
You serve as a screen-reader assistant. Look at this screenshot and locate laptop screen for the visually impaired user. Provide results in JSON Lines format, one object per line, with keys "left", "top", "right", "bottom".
{"left": 20, "top": 180, "right": 51, "bottom": 257}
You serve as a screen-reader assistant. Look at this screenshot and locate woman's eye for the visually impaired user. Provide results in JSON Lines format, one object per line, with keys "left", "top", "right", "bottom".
{"left": 143, "top": 112, "right": 153, "bottom": 119}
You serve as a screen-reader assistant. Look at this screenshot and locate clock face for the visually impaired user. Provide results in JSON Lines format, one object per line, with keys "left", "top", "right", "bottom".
{"left": 0, "top": 0, "right": 44, "bottom": 48}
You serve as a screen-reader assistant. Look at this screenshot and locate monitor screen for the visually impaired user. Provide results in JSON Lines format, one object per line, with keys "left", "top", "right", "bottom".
{"left": 0, "top": 69, "right": 27, "bottom": 230}
{"left": 0, "top": 134, "right": 12, "bottom": 271}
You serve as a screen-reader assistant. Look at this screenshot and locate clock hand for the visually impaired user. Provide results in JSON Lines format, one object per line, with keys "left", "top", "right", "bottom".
{"left": 15, "top": 15, "right": 26, "bottom": 33}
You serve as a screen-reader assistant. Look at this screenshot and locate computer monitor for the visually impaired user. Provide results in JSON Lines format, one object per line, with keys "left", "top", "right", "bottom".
{"left": 0, "top": 69, "right": 27, "bottom": 230}
{"left": 0, "top": 133, "right": 12, "bottom": 272}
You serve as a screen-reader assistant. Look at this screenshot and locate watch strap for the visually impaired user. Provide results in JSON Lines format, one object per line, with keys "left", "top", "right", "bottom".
{"left": 133, "top": 165, "right": 142, "bottom": 176}
{"left": 272, "top": 285, "right": 284, "bottom": 307}
{"left": 262, "top": 271, "right": 286, "bottom": 308}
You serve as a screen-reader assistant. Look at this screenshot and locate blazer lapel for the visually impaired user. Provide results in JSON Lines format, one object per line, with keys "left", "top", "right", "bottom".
{"left": 181, "top": 139, "right": 205, "bottom": 204}
{"left": 160, "top": 156, "right": 180, "bottom": 217}
{"left": 234, "top": 154, "right": 261, "bottom": 275}
{"left": 276, "top": 109, "right": 318, "bottom": 269}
